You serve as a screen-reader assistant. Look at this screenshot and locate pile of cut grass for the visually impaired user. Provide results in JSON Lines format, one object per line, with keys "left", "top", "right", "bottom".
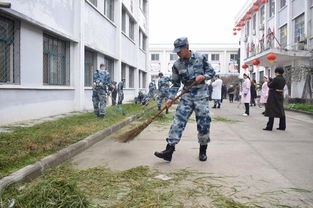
{"left": 0, "top": 103, "right": 155, "bottom": 178}
{"left": 2, "top": 165, "right": 309, "bottom": 208}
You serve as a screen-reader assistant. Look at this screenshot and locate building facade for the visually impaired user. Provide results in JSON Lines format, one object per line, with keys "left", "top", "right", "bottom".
{"left": 235, "top": 0, "right": 313, "bottom": 99}
{"left": 0, "top": 0, "right": 149, "bottom": 125}
{"left": 149, "top": 43, "right": 240, "bottom": 81}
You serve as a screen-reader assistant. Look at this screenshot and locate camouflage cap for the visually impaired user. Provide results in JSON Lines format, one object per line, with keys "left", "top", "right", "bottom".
{"left": 173, "top": 37, "right": 189, "bottom": 53}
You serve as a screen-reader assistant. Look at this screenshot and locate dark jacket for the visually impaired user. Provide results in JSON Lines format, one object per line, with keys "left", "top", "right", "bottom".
{"left": 250, "top": 82, "right": 257, "bottom": 99}
{"left": 264, "top": 75, "right": 286, "bottom": 118}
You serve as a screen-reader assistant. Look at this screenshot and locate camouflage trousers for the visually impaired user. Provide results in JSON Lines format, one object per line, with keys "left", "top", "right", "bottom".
{"left": 92, "top": 89, "right": 107, "bottom": 116}
{"left": 157, "top": 90, "right": 169, "bottom": 108}
{"left": 167, "top": 96, "right": 211, "bottom": 145}
{"left": 118, "top": 91, "right": 124, "bottom": 104}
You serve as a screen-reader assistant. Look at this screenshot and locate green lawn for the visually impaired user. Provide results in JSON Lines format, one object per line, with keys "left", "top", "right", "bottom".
{"left": 285, "top": 103, "right": 313, "bottom": 113}
{"left": 0, "top": 103, "right": 156, "bottom": 179}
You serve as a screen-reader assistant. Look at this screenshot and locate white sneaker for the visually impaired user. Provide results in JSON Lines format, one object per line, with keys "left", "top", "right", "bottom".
{"left": 242, "top": 113, "right": 248, "bottom": 116}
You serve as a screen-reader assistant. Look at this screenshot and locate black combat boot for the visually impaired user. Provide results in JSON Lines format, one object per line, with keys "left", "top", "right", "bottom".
{"left": 199, "top": 145, "right": 207, "bottom": 161}
{"left": 154, "top": 144, "right": 175, "bottom": 161}
{"left": 165, "top": 108, "right": 169, "bottom": 114}
{"left": 158, "top": 106, "right": 161, "bottom": 111}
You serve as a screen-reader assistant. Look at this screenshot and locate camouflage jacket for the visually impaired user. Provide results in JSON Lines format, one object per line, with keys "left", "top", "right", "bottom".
{"left": 170, "top": 51, "right": 215, "bottom": 100}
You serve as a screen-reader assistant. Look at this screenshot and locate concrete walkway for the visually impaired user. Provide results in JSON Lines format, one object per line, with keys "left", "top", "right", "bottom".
{"left": 72, "top": 101, "right": 313, "bottom": 206}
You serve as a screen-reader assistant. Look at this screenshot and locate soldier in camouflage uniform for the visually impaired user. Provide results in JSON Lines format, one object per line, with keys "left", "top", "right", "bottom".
{"left": 154, "top": 37, "right": 215, "bottom": 162}
{"left": 148, "top": 81, "right": 156, "bottom": 98}
{"left": 117, "top": 78, "right": 125, "bottom": 104}
{"left": 157, "top": 73, "right": 170, "bottom": 114}
{"left": 92, "top": 64, "right": 112, "bottom": 117}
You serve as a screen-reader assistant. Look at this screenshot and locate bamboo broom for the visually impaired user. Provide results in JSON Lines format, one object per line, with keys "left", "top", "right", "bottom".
{"left": 115, "top": 81, "right": 198, "bottom": 143}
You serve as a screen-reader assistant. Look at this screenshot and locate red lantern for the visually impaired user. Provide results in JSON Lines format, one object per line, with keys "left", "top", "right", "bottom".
{"left": 253, "top": 7, "right": 259, "bottom": 12}
{"left": 246, "top": 16, "right": 252, "bottom": 20}
{"left": 237, "top": 28, "right": 241, "bottom": 31}
{"left": 261, "top": 0, "right": 267, "bottom": 3}
{"left": 246, "top": 11, "right": 252, "bottom": 15}
{"left": 233, "top": 28, "right": 237, "bottom": 31}
{"left": 236, "top": 23, "right": 241, "bottom": 27}
{"left": 240, "top": 18, "right": 245, "bottom": 22}
{"left": 241, "top": 23, "right": 246, "bottom": 26}
{"left": 242, "top": 64, "right": 249, "bottom": 69}
{"left": 253, "top": 1, "right": 259, "bottom": 6}
{"left": 252, "top": 59, "right": 260, "bottom": 66}
{"left": 266, "top": 53, "right": 277, "bottom": 64}
{"left": 233, "top": 32, "right": 237, "bottom": 36}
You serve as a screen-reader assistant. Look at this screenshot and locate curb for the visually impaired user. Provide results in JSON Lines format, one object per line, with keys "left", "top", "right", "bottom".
{"left": 285, "top": 108, "right": 313, "bottom": 116}
{"left": 0, "top": 107, "right": 155, "bottom": 193}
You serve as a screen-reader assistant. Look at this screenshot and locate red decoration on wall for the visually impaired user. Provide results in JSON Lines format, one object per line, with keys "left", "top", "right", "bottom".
{"left": 246, "top": 16, "right": 252, "bottom": 20}
{"left": 233, "top": 32, "right": 237, "bottom": 35}
{"left": 253, "top": 1, "right": 259, "bottom": 6}
{"left": 252, "top": 59, "right": 260, "bottom": 66}
{"left": 237, "top": 28, "right": 241, "bottom": 31}
{"left": 261, "top": 0, "right": 267, "bottom": 4}
{"left": 253, "top": 7, "right": 259, "bottom": 12}
{"left": 233, "top": 28, "right": 237, "bottom": 31}
{"left": 246, "top": 11, "right": 252, "bottom": 15}
{"left": 242, "top": 64, "right": 249, "bottom": 69}
{"left": 240, "top": 18, "right": 245, "bottom": 22}
{"left": 241, "top": 23, "right": 246, "bottom": 26}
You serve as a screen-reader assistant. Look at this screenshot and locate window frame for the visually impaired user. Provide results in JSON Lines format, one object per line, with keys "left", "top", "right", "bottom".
{"left": 151, "top": 54, "right": 160, "bottom": 61}
{"left": 84, "top": 49, "right": 96, "bottom": 87}
{"left": 211, "top": 54, "right": 220, "bottom": 61}
{"left": 279, "top": 24, "right": 288, "bottom": 48}
{"left": 104, "top": 0, "right": 114, "bottom": 21}
{"left": 294, "top": 13, "right": 305, "bottom": 43}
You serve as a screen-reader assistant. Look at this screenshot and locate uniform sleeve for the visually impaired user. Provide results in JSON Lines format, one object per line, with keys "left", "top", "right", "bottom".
{"left": 168, "top": 65, "right": 181, "bottom": 100}
{"left": 93, "top": 71, "right": 97, "bottom": 82}
{"left": 203, "top": 56, "right": 216, "bottom": 80}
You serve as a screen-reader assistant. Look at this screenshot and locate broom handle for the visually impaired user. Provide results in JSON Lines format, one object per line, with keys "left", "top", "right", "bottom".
{"left": 151, "top": 81, "right": 198, "bottom": 120}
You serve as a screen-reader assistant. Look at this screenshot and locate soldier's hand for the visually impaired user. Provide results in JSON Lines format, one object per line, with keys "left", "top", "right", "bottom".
{"left": 166, "top": 99, "right": 174, "bottom": 109}
{"left": 195, "top": 75, "right": 205, "bottom": 83}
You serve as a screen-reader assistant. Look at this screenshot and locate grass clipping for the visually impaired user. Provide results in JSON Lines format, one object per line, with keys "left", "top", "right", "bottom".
{"left": 1, "top": 165, "right": 310, "bottom": 208}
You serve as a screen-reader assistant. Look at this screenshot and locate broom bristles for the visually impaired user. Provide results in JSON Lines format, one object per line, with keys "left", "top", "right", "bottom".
{"left": 114, "top": 118, "right": 153, "bottom": 143}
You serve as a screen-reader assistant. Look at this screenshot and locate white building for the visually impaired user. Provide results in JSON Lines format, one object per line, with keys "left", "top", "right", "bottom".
{"left": 235, "top": 0, "right": 313, "bottom": 99}
{"left": 0, "top": 0, "right": 149, "bottom": 125}
{"left": 149, "top": 43, "right": 240, "bottom": 81}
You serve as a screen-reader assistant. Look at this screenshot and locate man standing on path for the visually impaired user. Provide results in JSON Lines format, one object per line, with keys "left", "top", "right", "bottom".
{"left": 148, "top": 80, "right": 157, "bottom": 99}
{"left": 92, "top": 64, "right": 112, "bottom": 117}
{"left": 211, "top": 75, "right": 223, "bottom": 108}
{"left": 117, "top": 78, "right": 125, "bottom": 104}
{"left": 157, "top": 72, "right": 170, "bottom": 114}
{"left": 154, "top": 37, "right": 215, "bottom": 162}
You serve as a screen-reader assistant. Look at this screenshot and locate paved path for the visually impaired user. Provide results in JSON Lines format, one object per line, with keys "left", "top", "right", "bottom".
{"left": 72, "top": 101, "right": 313, "bottom": 206}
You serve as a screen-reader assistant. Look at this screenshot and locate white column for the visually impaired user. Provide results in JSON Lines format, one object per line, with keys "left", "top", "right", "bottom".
{"left": 115, "top": 0, "right": 122, "bottom": 83}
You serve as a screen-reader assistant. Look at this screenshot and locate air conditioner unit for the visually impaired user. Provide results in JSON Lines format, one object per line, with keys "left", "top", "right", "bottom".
{"left": 295, "top": 42, "right": 306, "bottom": 50}
{"left": 259, "top": 25, "right": 264, "bottom": 31}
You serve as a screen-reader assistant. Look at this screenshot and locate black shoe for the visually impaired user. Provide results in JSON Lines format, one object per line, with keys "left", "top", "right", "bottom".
{"left": 276, "top": 128, "right": 285, "bottom": 131}
{"left": 165, "top": 108, "right": 169, "bottom": 114}
{"left": 154, "top": 144, "right": 175, "bottom": 162}
{"left": 217, "top": 105, "right": 220, "bottom": 109}
{"left": 263, "top": 128, "right": 272, "bottom": 131}
{"left": 199, "top": 145, "right": 207, "bottom": 161}
{"left": 212, "top": 105, "right": 216, "bottom": 108}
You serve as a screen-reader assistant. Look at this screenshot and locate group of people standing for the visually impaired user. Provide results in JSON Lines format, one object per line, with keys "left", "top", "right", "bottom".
{"left": 241, "top": 68, "right": 287, "bottom": 130}
{"left": 92, "top": 64, "right": 125, "bottom": 118}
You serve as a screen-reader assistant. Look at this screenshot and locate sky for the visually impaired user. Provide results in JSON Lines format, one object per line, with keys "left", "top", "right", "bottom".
{"left": 149, "top": 0, "right": 248, "bottom": 44}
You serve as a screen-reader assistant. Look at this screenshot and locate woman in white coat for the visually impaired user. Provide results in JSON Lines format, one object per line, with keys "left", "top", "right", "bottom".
{"left": 241, "top": 73, "right": 251, "bottom": 116}
{"left": 211, "top": 75, "right": 223, "bottom": 108}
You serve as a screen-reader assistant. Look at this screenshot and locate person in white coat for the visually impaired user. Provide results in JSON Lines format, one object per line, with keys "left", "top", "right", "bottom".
{"left": 241, "top": 73, "right": 251, "bottom": 116}
{"left": 211, "top": 75, "right": 223, "bottom": 108}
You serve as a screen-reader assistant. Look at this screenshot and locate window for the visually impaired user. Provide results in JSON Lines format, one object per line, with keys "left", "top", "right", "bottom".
{"left": 280, "top": 0, "right": 286, "bottom": 8}
{"left": 269, "top": 0, "right": 275, "bottom": 18}
{"left": 0, "top": 15, "right": 19, "bottom": 84}
{"left": 294, "top": 13, "right": 305, "bottom": 42}
{"left": 129, "top": 18, "right": 135, "bottom": 40}
{"left": 230, "top": 54, "right": 238, "bottom": 61}
{"left": 139, "top": 0, "right": 147, "bottom": 15}
{"left": 280, "top": 24, "right": 287, "bottom": 48}
{"left": 252, "top": 14, "right": 256, "bottom": 34}
{"left": 43, "top": 34, "right": 69, "bottom": 85}
{"left": 104, "top": 55, "right": 114, "bottom": 80}
{"left": 139, "top": 29, "right": 147, "bottom": 51}
{"left": 211, "top": 54, "right": 220, "bottom": 61}
{"left": 246, "top": 21, "right": 250, "bottom": 36}
{"left": 104, "top": 0, "right": 114, "bottom": 21}
{"left": 151, "top": 54, "right": 159, "bottom": 61}
{"left": 129, "top": 67, "right": 134, "bottom": 88}
{"left": 122, "top": 9, "right": 126, "bottom": 33}
{"left": 89, "top": 0, "right": 97, "bottom": 7}
{"left": 260, "top": 6, "right": 265, "bottom": 26}
{"left": 143, "top": 72, "right": 146, "bottom": 88}
{"left": 259, "top": 71, "right": 264, "bottom": 84}
{"left": 170, "top": 54, "right": 178, "bottom": 61}
{"left": 84, "top": 50, "right": 96, "bottom": 86}
{"left": 121, "top": 63, "right": 126, "bottom": 80}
